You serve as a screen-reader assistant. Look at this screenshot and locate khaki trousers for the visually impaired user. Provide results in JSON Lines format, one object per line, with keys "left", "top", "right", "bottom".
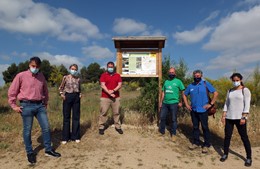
{"left": 99, "top": 97, "right": 121, "bottom": 129}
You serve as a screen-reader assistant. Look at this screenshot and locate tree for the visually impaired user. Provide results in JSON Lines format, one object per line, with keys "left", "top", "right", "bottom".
{"left": 60, "top": 64, "right": 69, "bottom": 76}
{"left": 80, "top": 66, "right": 88, "bottom": 83}
{"left": 49, "top": 65, "right": 67, "bottom": 86}
{"left": 2, "top": 63, "right": 18, "bottom": 83}
{"left": 86, "top": 62, "right": 104, "bottom": 83}
{"left": 174, "top": 58, "right": 193, "bottom": 86}
{"left": 17, "top": 61, "right": 29, "bottom": 72}
{"left": 40, "top": 60, "right": 52, "bottom": 81}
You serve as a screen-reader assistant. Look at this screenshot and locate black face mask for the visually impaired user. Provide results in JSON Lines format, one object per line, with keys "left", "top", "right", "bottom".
{"left": 168, "top": 74, "right": 176, "bottom": 79}
{"left": 194, "top": 77, "right": 202, "bottom": 82}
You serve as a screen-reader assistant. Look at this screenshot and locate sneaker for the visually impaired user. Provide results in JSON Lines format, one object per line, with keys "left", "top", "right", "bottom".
{"left": 188, "top": 144, "right": 200, "bottom": 150}
{"left": 27, "top": 152, "right": 36, "bottom": 164}
{"left": 61, "top": 141, "right": 67, "bottom": 145}
{"left": 171, "top": 135, "right": 177, "bottom": 142}
{"left": 115, "top": 128, "right": 123, "bottom": 134}
{"left": 220, "top": 154, "right": 228, "bottom": 162}
{"left": 202, "top": 147, "right": 209, "bottom": 153}
{"left": 75, "top": 139, "right": 80, "bottom": 143}
{"left": 245, "top": 158, "right": 252, "bottom": 167}
{"left": 99, "top": 129, "right": 104, "bottom": 135}
{"left": 45, "top": 150, "right": 61, "bottom": 157}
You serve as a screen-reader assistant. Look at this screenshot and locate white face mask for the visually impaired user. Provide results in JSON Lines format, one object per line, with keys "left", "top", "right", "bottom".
{"left": 30, "top": 67, "right": 39, "bottom": 74}
{"left": 233, "top": 81, "right": 241, "bottom": 87}
{"left": 70, "top": 69, "right": 78, "bottom": 76}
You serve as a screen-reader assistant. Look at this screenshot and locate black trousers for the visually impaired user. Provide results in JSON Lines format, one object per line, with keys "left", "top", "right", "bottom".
{"left": 62, "top": 93, "right": 80, "bottom": 141}
{"left": 224, "top": 119, "right": 252, "bottom": 159}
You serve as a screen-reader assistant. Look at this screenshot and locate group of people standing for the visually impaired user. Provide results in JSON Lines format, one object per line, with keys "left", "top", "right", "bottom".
{"left": 159, "top": 68, "right": 252, "bottom": 167}
{"left": 7, "top": 57, "right": 123, "bottom": 165}
{"left": 7, "top": 56, "right": 252, "bottom": 167}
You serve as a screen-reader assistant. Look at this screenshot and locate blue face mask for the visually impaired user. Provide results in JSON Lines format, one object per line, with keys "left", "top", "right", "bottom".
{"left": 70, "top": 69, "right": 78, "bottom": 76}
{"left": 107, "top": 68, "right": 114, "bottom": 73}
{"left": 30, "top": 67, "right": 39, "bottom": 74}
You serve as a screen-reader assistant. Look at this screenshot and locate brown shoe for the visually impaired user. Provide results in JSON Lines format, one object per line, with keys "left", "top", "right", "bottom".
{"left": 189, "top": 144, "right": 200, "bottom": 150}
{"left": 171, "top": 135, "right": 177, "bottom": 142}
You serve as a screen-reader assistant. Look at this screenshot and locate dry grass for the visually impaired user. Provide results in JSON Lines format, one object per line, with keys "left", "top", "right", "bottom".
{"left": 0, "top": 85, "right": 259, "bottom": 154}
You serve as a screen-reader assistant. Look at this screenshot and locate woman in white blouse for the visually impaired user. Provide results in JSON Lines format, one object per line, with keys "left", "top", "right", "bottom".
{"left": 220, "top": 73, "right": 252, "bottom": 167}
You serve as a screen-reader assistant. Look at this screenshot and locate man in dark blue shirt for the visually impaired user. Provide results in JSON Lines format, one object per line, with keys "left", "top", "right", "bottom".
{"left": 183, "top": 70, "right": 218, "bottom": 153}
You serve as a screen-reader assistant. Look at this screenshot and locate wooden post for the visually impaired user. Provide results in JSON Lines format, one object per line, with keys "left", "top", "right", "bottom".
{"left": 158, "top": 48, "right": 162, "bottom": 124}
{"left": 116, "top": 49, "right": 122, "bottom": 74}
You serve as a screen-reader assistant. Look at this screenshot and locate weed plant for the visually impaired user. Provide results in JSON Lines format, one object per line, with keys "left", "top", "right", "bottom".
{"left": 0, "top": 84, "right": 259, "bottom": 153}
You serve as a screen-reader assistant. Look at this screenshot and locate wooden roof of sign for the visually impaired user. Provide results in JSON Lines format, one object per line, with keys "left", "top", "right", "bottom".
{"left": 112, "top": 36, "right": 166, "bottom": 49}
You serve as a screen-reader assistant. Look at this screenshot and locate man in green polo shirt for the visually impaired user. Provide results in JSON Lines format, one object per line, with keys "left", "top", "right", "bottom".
{"left": 159, "top": 67, "right": 185, "bottom": 142}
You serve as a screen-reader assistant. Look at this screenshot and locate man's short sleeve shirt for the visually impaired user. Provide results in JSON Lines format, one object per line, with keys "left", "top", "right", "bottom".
{"left": 184, "top": 80, "right": 216, "bottom": 112}
{"left": 100, "top": 72, "right": 122, "bottom": 98}
{"left": 162, "top": 78, "right": 185, "bottom": 104}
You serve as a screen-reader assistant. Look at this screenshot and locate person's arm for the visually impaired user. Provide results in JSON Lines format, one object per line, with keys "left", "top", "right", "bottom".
{"left": 100, "top": 82, "right": 113, "bottom": 96}
{"left": 222, "top": 91, "right": 229, "bottom": 125}
{"left": 112, "top": 82, "right": 122, "bottom": 92}
{"left": 204, "top": 82, "right": 218, "bottom": 109}
{"left": 243, "top": 88, "right": 251, "bottom": 113}
{"left": 210, "top": 91, "right": 218, "bottom": 105}
{"left": 160, "top": 91, "right": 165, "bottom": 108}
{"left": 240, "top": 88, "right": 251, "bottom": 125}
{"left": 59, "top": 76, "right": 67, "bottom": 100}
{"left": 183, "top": 94, "right": 192, "bottom": 111}
{"left": 43, "top": 77, "right": 49, "bottom": 107}
{"left": 79, "top": 78, "right": 82, "bottom": 98}
{"left": 178, "top": 91, "right": 184, "bottom": 107}
{"left": 8, "top": 74, "right": 22, "bottom": 113}
{"left": 178, "top": 81, "right": 185, "bottom": 107}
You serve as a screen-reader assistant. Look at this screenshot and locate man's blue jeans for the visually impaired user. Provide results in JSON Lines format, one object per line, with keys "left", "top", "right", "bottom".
{"left": 20, "top": 102, "right": 52, "bottom": 154}
{"left": 159, "top": 103, "right": 178, "bottom": 135}
{"left": 190, "top": 110, "right": 211, "bottom": 147}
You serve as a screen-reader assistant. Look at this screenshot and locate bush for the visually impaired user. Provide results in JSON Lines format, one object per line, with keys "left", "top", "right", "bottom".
{"left": 81, "top": 82, "right": 100, "bottom": 92}
{"left": 123, "top": 81, "right": 140, "bottom": 91}
{"left": 130, "top": 78, "right": 158, "bottom": 122}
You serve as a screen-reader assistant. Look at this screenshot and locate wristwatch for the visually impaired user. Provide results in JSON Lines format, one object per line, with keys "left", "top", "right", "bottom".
{"left": 241, "top": 116, "right": 247, "bottom": 120}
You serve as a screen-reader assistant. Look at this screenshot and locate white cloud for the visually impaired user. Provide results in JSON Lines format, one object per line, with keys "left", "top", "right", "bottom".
{"left": 82, "top": 45, "right": 114, "bottom": 59}
{"left": 0, "top": 54, "right": 11, "bottom": 61}
{"left": 207, "top": 50, "right": 260, "bottom": 70}
{"left": 36, "top": 52, "right": 83, "bottom": 69}
{"left": 113, "top": 18, "right": 147, "bottom": 35}
{"left": 237, "top": 0, "right": 260, "bottom": 7}
{"left": 201, "top": 11, "right": 220, "bottom": 24}
{"left": 173, "top": 26, "right": 212, "bottom": 44}
{"left": 0, "top": 0, "right": 102, "bottom": 42}
{"left": 172, "top": 11, "right": 218, "bottom": 44}
{"left": 204, "top": 5, "right": 260, "bottom": 70}
{"left": 204, "top": 6, "right": 260, "bottom": 51}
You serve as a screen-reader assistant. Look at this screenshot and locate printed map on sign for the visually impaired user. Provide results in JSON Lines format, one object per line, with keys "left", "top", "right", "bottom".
{"left": 122, "top": 52, "right": 156, "bottom": 75}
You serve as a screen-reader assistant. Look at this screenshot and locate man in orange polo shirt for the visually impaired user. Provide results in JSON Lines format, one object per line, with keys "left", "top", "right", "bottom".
{"left": 98, "top": 61, "right": 123, "bottom": 135}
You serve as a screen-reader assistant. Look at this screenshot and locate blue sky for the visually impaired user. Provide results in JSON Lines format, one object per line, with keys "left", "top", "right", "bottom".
{"left": 1, "top": 0, "right": 260, "bottom": 86}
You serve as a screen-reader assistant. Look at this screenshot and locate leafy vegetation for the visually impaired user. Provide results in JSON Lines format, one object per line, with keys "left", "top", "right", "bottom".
{"left": 1, "top": 57, "right": 260, "bottom": 153}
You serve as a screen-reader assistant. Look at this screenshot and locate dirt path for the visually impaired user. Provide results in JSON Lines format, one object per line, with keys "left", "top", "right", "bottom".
{"left": 0, "top": 125, "right": 259, "bottom": 169}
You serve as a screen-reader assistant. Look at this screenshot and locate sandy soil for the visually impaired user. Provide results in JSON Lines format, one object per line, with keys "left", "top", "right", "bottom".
{"left": 0, "top": 125, "right": 259, "bottom": 169}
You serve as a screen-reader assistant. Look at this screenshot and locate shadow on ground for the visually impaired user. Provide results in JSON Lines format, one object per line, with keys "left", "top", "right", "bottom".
{"left": 178, "top": 122, "right": 247, "bottom": 161}
{"left": 34, "top": 121, "right": 91, "bottom": 154}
